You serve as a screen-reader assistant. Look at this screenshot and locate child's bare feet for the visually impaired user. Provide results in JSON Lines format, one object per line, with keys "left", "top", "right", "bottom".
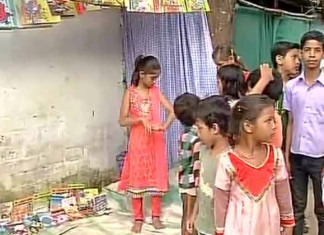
{"left": 152, "top": 217, "right": 166, "bottom": 229}
{"left": 131, "top": 221, "right": 143, "bottom": 233}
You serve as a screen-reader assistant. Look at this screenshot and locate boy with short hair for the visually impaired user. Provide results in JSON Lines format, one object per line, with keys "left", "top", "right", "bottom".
{"left": 174, "top": 92, "right": 201, "bottom": 235}
{"left": 187, "top": 95, "right": 231, "bottom": 235}
{"left": 284, "top": 30, "right": 324, "bottom": 235}
{"left": 271, "top": 41, "right": 301, "bottom": 85}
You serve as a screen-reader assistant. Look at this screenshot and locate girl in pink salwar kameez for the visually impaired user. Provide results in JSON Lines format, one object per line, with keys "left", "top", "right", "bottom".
{"left": 118, "top": 55, "right": 174, "bottom": 233}
{"left": 214, "top": 94, "right": 295, "bottom": 235}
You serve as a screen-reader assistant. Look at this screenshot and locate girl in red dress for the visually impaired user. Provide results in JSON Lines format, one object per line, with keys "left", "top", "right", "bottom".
{"left": 118, "top": 55, "right": 175, "bottom": 233}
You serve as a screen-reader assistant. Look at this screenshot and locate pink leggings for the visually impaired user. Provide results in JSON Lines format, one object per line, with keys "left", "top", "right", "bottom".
{"left": 132, "top": 196, "right": 162, "bottom": 221}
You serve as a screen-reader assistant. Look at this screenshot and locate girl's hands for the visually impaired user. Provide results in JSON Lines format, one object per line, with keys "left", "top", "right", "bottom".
{"left": 140, "top": 119, "right": 166, "bottom": 133}
{"left": 140, "top": 118, "right": 152, "bottom": 134}
{"left": 152, "top": 124, "right": 167, "bottom": 132}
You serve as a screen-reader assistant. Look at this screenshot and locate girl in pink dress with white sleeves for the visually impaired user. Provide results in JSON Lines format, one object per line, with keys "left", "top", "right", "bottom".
{"left": 214, "top": 94, "right": 295, "bottom": 235}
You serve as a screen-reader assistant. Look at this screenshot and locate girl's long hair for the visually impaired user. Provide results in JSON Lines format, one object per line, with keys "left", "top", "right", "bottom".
{"left": 131, "top": 55, "right": 161, "bottom": 86}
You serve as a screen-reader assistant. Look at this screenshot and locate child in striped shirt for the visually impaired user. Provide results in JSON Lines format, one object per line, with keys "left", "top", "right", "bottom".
{"left": 174, "top": 93, "right": 201, "bottom": 235}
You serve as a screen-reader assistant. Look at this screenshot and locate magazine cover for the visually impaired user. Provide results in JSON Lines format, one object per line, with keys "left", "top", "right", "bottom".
{"left": 90, "top": 194, "right": 107, "bottom": 214}
{"left": 12, "top": 0, "right": 61, "bottom": 27}
{"left": 83, "top": 188, "right": 99, "bottom": 200}
{"left": 47, "top": 0, "right": 68, "bottom": 16}
{"left": 185, "top": 0, "right": 210, "bottom": 12}
{"left": 50, "top": 188, "right": 69, "bottom": 212}
{"left": 162, "top": 0, "right": 186, "bottom": 13}
{"left": 68, "top": 183, "right": 85, "bottom": 205}
{"left": 0, "top": 0, "right": 17, "bottom": 28}
{"left": 125, "top": 0, "right": 159, "bottom": 13}
{"left": 61, "top": 1, "right": 77, "bottom": 16}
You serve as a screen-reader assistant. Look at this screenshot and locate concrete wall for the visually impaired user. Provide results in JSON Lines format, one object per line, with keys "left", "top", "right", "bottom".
{"left": 0, "top": 10, "right": 125, "bottom": 199}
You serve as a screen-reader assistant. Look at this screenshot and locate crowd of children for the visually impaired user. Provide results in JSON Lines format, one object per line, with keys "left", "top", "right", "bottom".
{"left": 118, "top": 30, "right": 324, "bottom": 235}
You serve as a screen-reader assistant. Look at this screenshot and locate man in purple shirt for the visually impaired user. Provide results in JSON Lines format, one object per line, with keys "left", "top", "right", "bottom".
{"left": 284, "top": 30, "right": 324, "bottom": 235}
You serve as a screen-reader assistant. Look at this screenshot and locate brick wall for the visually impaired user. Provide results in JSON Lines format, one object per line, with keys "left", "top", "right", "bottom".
{"left": 0, "top": 10, "right": 125, "bottom": 199}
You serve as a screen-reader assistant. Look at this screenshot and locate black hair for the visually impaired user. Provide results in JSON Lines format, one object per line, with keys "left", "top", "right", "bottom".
{"left": 229, "top": 94, "right": 275, "bottom": 136}
{"left": 271, "top": 41, "right": 300, "bottom": 69}
{"left": 246, "top": 69, "right": 283, "bottom": 101}
{"left": 174, "top": 93, "right": 200, "bottom": 127}
{"left": 301, "top": 30, "right": 324, "bottom": 50}
{"left": 212, "top": 44, "right": 248, "bottom": 70}
{"left": 217, "top": 64, "right": 247, "bottom": 99}
{"left": 131, "top": 55, "right": 161, "bottom": 86}
{"left": 195, "top": 95, "right": 231, "bottom": 136}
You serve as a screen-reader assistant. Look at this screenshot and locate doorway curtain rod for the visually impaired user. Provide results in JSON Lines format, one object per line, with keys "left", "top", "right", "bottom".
{"left": 237, "top": 0, "right": 319, "bottom": 19}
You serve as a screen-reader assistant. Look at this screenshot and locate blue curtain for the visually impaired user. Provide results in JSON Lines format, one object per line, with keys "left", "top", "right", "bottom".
{"left": 122, "top": 11, "right": 217, "bottom": 166}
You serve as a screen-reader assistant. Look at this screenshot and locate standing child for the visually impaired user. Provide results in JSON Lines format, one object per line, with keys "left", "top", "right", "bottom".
{"left": 214, "top": 94, "right": 294, "bottom": 235}
{"left": 212, "top": 44, "right": 249, "bottom": 79}
{"left": 217, "top": 64, "right": 282, "bottom": 148}
{"left": 216, "top": 64, "right": 247, "bottom": 107}
{"left": 187, "top": 95, "right": 231, "bottom": 235}
{"left": 174, "top": 92, "right": 201, "bottom": 235}
{"left": 284, "top": 30, "right": 324, "bottom": 235}
{"left": 270, "top": 41, "right": 311, "bottom": 233}
{"left": 118, "top": 55, "right": 175, "bottom": 233}
{"left": 271, "top": 42, "right": 301, "bottom": 153}
{"left": 246, "top": 68, "right": 283, "bottom": 148}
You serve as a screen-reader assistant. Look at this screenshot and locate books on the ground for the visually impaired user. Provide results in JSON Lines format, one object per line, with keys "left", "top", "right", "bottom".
{"left": 11, "top": 197, "right": 33, "bottom": 223}
{"left": 33, "top": 192, "right": 51, "bottom": 214}
{"left": 90, "top": 194, "right": 107, "bottom": 214}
